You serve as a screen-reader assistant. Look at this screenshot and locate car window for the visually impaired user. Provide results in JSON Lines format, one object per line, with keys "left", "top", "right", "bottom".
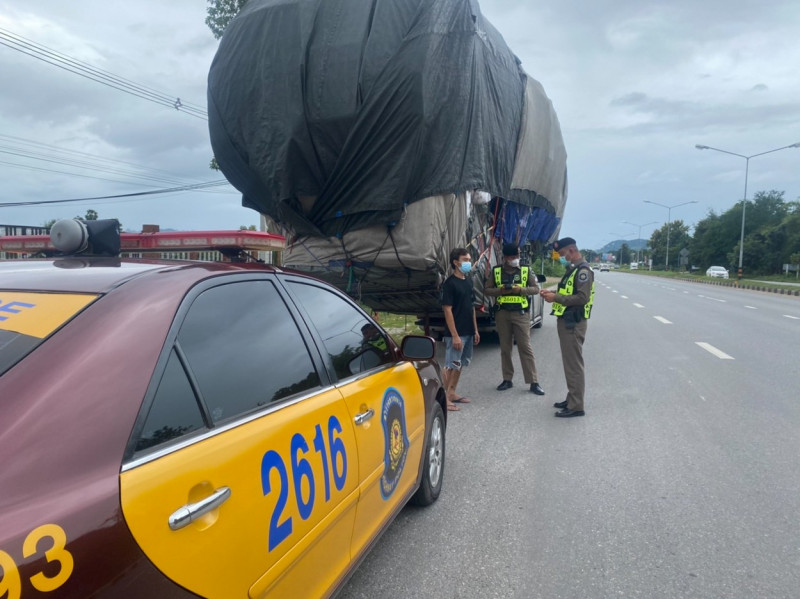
{"left": 135, "top": 348, "right": 207, "bottom": 452}
{"left": 286, "top": 281, "right": 393, "bottom": 379}
{"left": 177, "top": 280, "right": 321, "bottom": 424}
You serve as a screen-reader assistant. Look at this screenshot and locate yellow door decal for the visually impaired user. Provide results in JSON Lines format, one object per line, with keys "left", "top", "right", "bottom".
{"left": 121, "top": 390, "right": 358, "bottom": 599}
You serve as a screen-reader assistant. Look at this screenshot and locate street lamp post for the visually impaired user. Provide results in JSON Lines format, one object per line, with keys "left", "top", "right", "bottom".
{"left": 695, "top": 142, "right": 800, "bottom": 279}
{"left": 643, "top": 200, "right": 698, "bottom": 270}
{"left": 622, "top": 220, "right": 658, "bottom": 264}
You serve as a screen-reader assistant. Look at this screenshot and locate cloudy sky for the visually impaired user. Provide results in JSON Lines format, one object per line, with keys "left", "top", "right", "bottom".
{"left": 1, "top": 0, "right": 799, "bottom": 250}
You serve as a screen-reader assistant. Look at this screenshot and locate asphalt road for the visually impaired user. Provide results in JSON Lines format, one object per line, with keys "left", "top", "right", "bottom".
{"left": 339, "top": 272, "right": 800, "bottom": 599}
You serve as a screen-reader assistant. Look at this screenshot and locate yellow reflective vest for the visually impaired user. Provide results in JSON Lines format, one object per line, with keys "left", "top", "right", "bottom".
{"left": 552, "top": 266, "right": 595, "bottom": 318}
{"left": 493, "top": 266, "right": 530, "bottom": 310}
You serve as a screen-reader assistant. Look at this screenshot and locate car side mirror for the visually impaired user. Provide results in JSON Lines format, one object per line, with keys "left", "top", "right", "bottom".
{"left": 536, "top": 274, "right": 547, "bottom": 283}
{"left": 400, "top": 335, "right": 435, "bottom": 360}
{"left": 348, "top": 347, "right": 383, "bottom": 375}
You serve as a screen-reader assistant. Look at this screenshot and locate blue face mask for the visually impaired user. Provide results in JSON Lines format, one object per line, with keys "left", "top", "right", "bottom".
{"left": 459, "top": 261, "right": 472, "bottom": 274}
{"left": 559, "top": 256, "right": 569, "bottom": 266}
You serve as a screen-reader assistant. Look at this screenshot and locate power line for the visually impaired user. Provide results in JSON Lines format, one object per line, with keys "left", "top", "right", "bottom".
{"left": 0, "top": 27, "right": 208, "bottom": 120}
{"left": 0, "top": 180, "right": 233, "bottom": 207}
{"left": 0, "top": 134, "right": 230, "bottom": 193}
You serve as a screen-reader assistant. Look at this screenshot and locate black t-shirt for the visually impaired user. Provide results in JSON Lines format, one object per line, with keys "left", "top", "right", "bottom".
{"left": 440, "top": 274, "right": 475, "bottom": 337}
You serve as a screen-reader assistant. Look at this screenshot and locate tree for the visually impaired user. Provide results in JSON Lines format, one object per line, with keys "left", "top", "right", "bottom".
{"left": 206, "top": 0, "right": 248, "bottom": 39}
{"left": 745, "top": 190, "right": 787, "bottom": 233}
{"left": 210, "top": 156, "right": 220, "bottom": 171}
{"left": 690, "top": 211, "right": 731, "bottom": 269}
{"left": 648, "top": 220, "right": 690, "bottom": 270}
{"left": 619, "top": 243, "right": 631, "bottom": 265}
{"left": 43, "top": 218, "right": 57, "bottom": 230}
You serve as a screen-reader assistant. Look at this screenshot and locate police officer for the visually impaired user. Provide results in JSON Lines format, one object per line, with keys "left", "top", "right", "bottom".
{"left": 485, "top": 242, "right": 545, "bottom": 395}
{"left": 540, "top": 237, "right": 595, "bottom": 417}
{"left": 360, "top": 323, "right": 388, "bottom": 352}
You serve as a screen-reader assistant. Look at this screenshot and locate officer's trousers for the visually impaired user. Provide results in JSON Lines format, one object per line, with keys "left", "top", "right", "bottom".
{"left": 495, "top": 308, "right": 538, "bottom": 384}
{"left": 556, "top": 317, "right": 588, "bottom": 411}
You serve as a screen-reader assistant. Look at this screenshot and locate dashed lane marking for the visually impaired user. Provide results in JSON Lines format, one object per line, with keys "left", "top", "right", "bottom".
{"left": 784, "top": 315, "right": 800, "bottom": 320}
{"left": 744, "top": 306, "right": 757, "bottom": 310}
{"left": 654, "top": 316, "right": 672, "bottom": 324}
{"left": 633, "top": 303, "right": 644, "bottom": 308}
{"left": 698, "top": 295, "right": 727, "bottom": 303}
{"left": 621, "top": 295, "right": 628, "bottom": 299}
{"left": 695, "top": 342, "right": 734, "bottom": 360}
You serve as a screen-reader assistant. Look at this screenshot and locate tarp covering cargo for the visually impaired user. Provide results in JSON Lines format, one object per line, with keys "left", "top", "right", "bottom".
{"left": 208, "top": 0, "right": 567, "bottom": 317}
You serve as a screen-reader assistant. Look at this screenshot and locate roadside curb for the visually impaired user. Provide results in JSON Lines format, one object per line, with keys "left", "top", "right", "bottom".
{"left": 674, "top": 277, "right": 800, "bottom": 297}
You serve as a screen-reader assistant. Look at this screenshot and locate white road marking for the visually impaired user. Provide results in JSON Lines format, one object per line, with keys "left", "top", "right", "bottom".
{"left": 654, "top": 316, "right": 672, "bottom": 324}
{"left": 633, "top": 303, "right": 644, "bottom": 308}
{"left": 684, "top": 291, "right": 689, "bottom": 294}
{"left": 784, "top": 315, "right": 800, "bottom": 320}
{"left": 698, "top": 295, "right": 726, "bottom": 303}
{"left": 744, "top": 306, "right": 757, "bottom": 310}
{"left": 695, "top": 342, "right": 734, "bottom": 360}
{"left": 621, "top": 295, "right": 628, "bottom": 299}
{"left": 612, "top": 290, "right": 618, "bottom": 294}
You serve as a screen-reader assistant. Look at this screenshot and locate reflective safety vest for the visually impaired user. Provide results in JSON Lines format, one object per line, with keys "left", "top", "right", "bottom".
{"left": 366, "top": 336, "right": 388, "bottom": 352}
{"left": 552, "top": 266, "right": 595, "bottom": 318}
{"left": 494, "top": 265, "right": 530, "bottom": 310}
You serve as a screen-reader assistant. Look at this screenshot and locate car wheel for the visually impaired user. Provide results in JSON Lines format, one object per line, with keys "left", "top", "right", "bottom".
{"left": 411, "top": 402, "right": 445, "bottom": 506}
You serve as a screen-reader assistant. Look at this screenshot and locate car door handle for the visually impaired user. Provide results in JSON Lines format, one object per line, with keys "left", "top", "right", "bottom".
{"left": 354, "top": 408, "right": 375, "bottom": 426}
{"left": 168, "top": 486, "right": 232, "bottom": 531}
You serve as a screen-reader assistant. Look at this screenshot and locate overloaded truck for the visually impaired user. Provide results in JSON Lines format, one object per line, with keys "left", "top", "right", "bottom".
{"left": 208, "top": 0, "right": 567, "bottom": 335}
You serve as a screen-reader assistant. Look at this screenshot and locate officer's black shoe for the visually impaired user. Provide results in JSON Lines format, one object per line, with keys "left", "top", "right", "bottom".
{"left": 496, "top": 380, "right": 513, "bottom": 391}
{"left": 553, "top": 400, "right": 568, "bottom": 409}
{"left": 530, "top": 383, "right": 545, "bottom": 395}
{"left": 555, "top": 409, "right": 585, "bottom": 418}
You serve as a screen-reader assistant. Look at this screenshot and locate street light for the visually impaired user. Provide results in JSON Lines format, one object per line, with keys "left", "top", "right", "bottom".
{"left": 622, "top": 220, "right": 658, "bottom": 264}
{"left": 695, "top": 142, "right": 800, "bottom": 279}
{"left": 643, "top": 200, "right": 698, "bottom": 270}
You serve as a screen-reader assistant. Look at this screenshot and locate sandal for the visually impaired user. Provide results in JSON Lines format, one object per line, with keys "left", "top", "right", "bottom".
{"left": 446, "top": 402, "right": 461, "bottom": 411}
{"left": 453, "top": 396, "right": 471, "bottom": 404}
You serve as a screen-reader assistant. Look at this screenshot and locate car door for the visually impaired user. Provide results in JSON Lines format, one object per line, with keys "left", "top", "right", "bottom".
{"left": 283, "top": 280, "right": 426, "bottom": 559}
{"left": 119, "top": 277, "right": 359, "bottom": 599}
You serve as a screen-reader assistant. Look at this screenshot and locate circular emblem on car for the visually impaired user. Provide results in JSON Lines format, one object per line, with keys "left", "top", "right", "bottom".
{"left": 380, "top": 388, "right": 409, "bottom": 499}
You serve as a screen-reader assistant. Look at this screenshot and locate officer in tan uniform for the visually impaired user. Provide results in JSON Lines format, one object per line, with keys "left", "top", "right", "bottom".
{"left": 540, "top": 237, "right": 595, "bottom": 417}
{"left": 484, "top": 243, "right": 545, "bottom": 395}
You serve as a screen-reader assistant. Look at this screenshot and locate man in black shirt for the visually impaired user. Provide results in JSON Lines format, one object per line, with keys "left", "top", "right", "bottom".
{"left": 441, "top": 247, "right": 480, "bottom": 411}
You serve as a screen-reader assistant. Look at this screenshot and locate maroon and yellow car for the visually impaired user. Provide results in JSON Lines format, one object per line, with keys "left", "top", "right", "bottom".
{"left": 0, "top": 232, "right": 446, "bottom": 598}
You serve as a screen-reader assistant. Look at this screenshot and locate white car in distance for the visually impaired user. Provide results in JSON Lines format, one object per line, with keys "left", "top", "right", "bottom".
{"left": 706, "top": 266, "right": 729, "bottom": 279}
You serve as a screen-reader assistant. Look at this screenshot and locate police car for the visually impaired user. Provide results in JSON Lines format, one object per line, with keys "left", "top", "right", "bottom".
{"left": 0, "top": 220, "right": 446, "bottom": 599}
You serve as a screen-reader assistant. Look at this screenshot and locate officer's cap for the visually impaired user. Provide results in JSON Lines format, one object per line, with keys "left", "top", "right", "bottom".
{"left": 502, "top": 243, "right": 519, "bottom": 256}
{"left": 553, "top": 237, "right": 577, "bottom": 250}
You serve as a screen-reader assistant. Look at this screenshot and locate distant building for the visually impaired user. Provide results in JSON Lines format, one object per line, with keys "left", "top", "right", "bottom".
{"left": 0, "top": 222, "right": 284, "bottom": 264}
{"left": 0, "top": 223, "right": 49, "bottom": 259}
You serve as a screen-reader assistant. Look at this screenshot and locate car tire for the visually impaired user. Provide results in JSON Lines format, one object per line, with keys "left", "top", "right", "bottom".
{"left": 411, "top": 401, "right": 445, "bottom": 506}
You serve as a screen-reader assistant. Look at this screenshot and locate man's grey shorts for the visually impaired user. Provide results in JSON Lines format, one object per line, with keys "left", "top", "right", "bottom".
{"left": 443, "top": 335, "right": 474, "bottom": 370}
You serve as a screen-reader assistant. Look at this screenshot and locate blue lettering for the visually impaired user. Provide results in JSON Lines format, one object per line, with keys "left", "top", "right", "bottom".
{"left": 0, "top": 301, "right": 36, "bottom": 321}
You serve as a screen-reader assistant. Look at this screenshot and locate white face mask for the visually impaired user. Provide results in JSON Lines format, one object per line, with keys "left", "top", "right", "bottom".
{"left": 509, "top": 258, "right": 520, "bottom": 268}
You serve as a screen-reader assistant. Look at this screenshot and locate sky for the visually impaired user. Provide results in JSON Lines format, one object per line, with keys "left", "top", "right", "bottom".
{"left": 1, "top": 0, "right": 799, "bottom": 251}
